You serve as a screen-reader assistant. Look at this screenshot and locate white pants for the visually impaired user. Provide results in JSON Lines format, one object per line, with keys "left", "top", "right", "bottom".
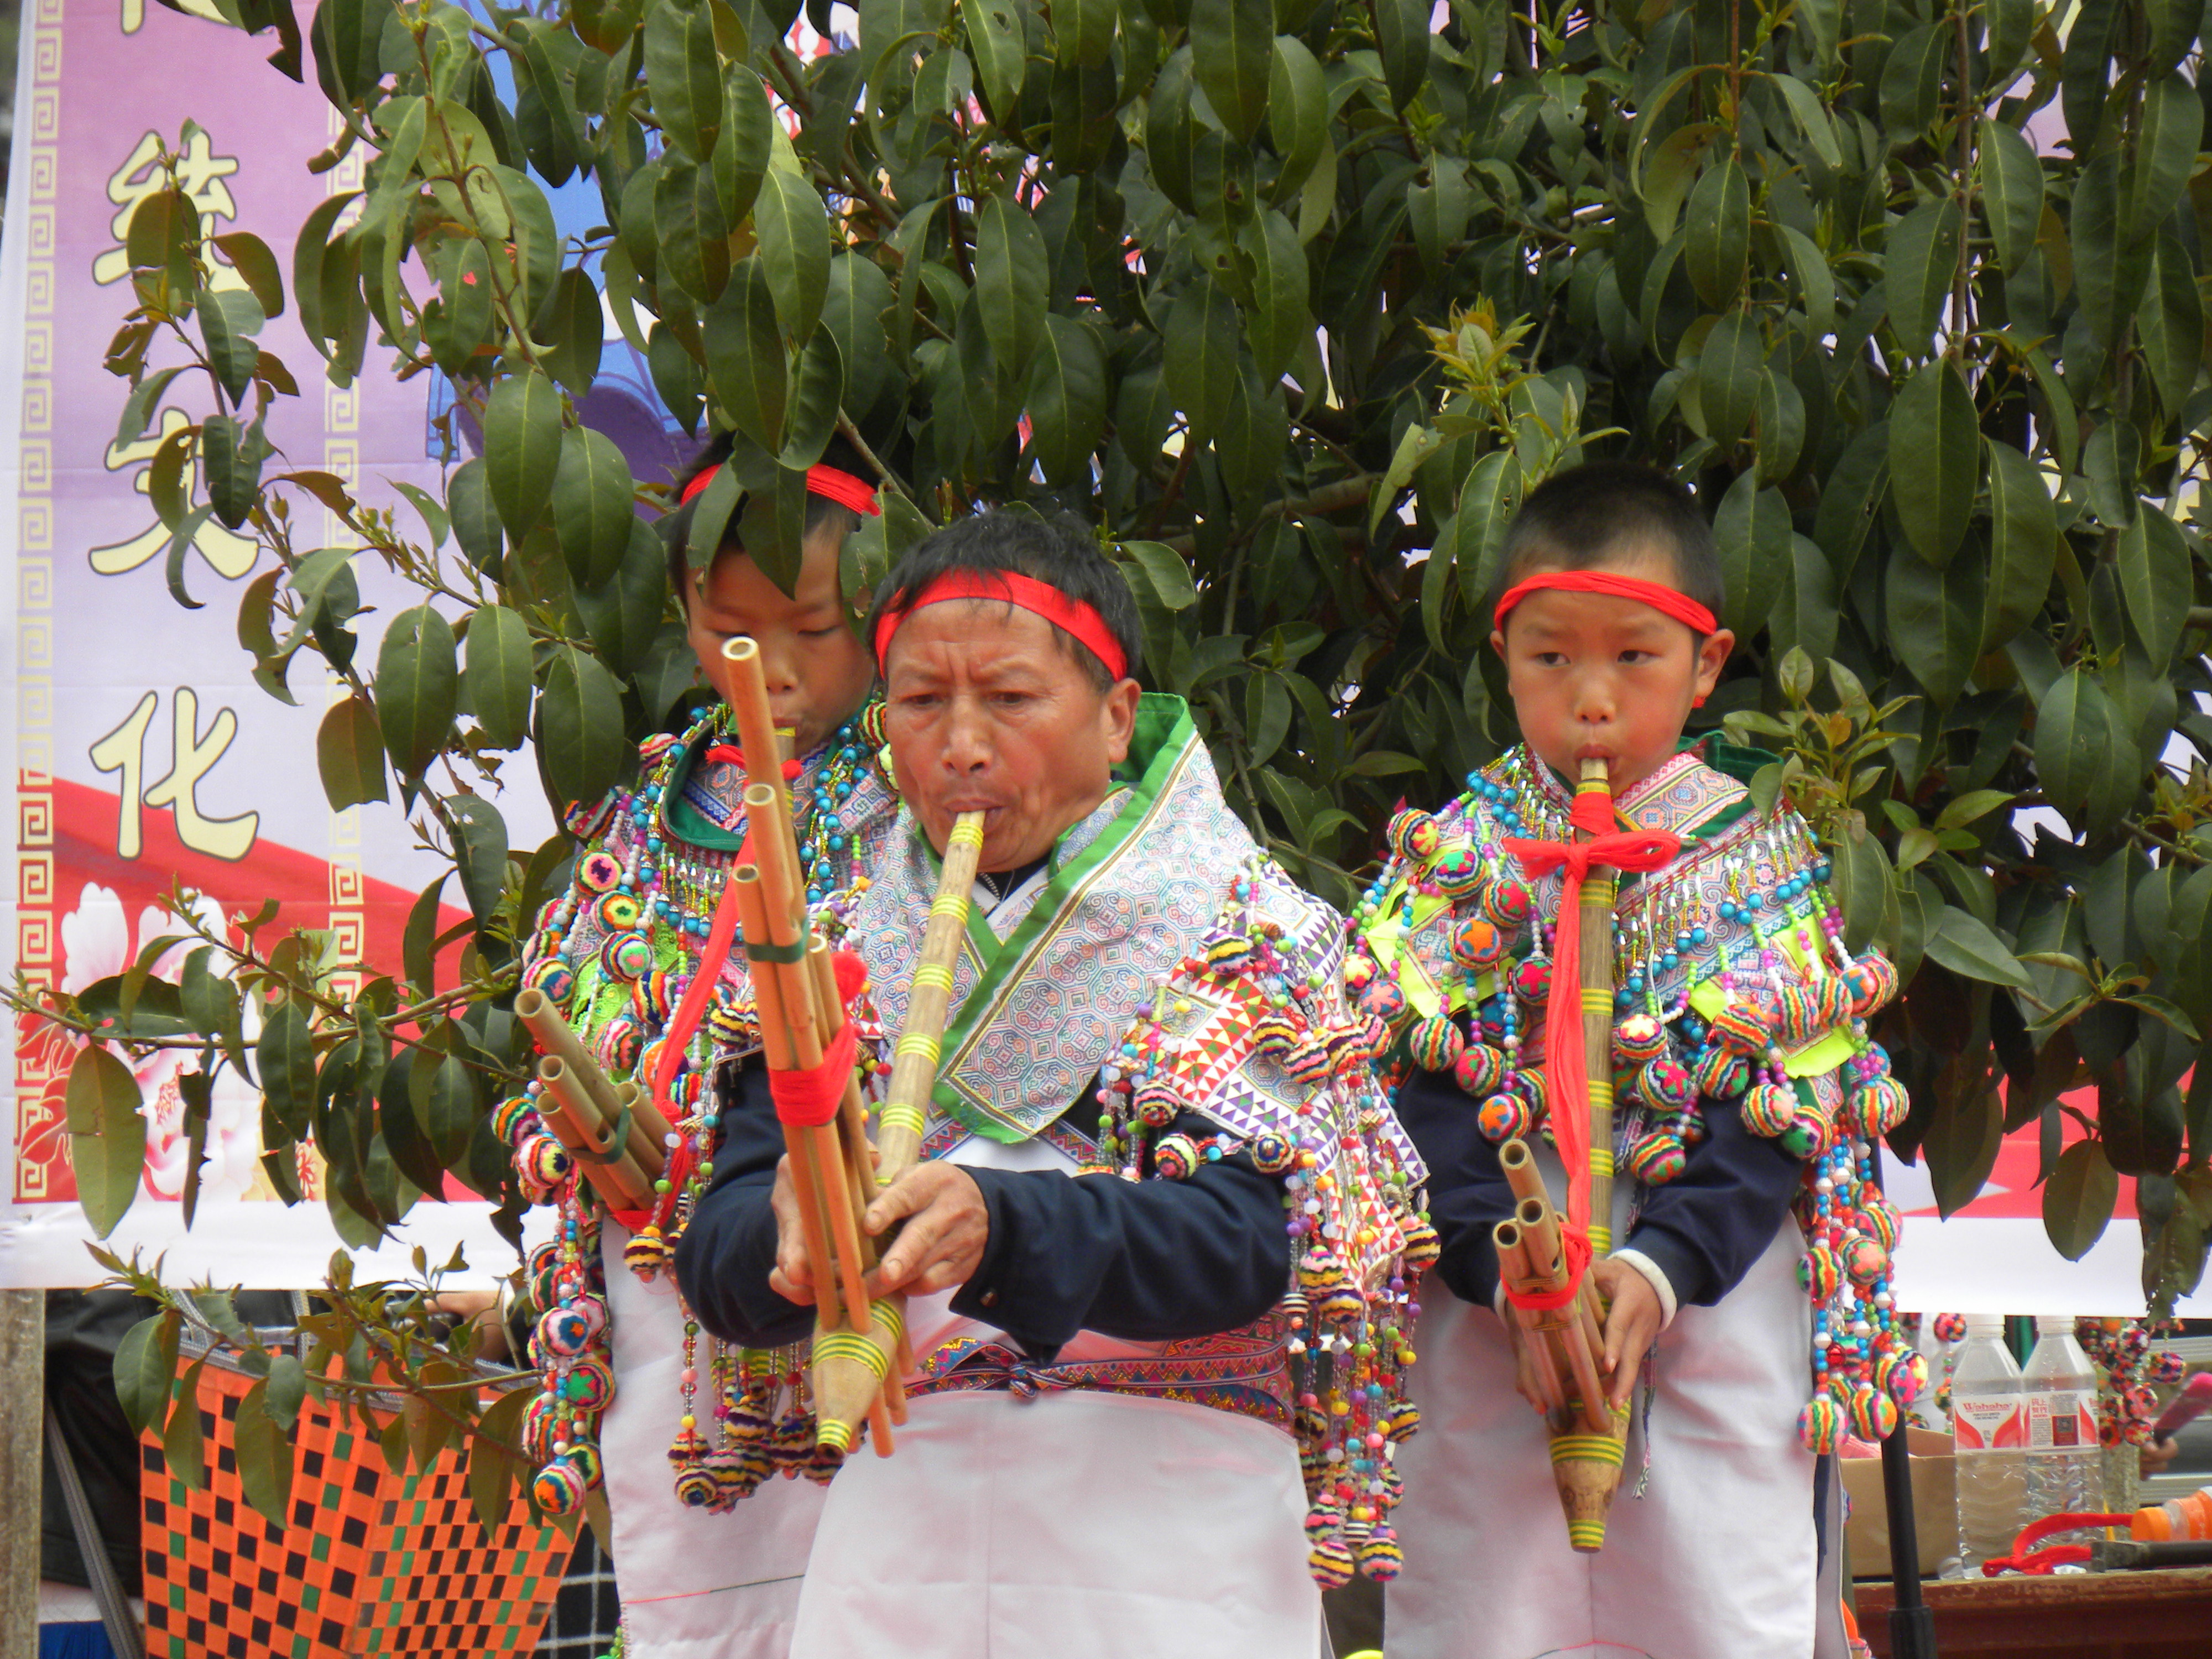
{"left": 790, "top": 1390, "right": 1323, "bottom": 1658}
{"left": 1390, "top": 1219, "right": 1822, "bottom": 1659}
{"left": 602, "top": 1222, "right": 828, "bottom": 1659}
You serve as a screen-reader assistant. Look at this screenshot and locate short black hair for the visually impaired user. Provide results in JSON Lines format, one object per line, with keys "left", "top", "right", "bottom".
{"left": 1488, "top": 460, "right": 1724, "bottom": 629}
{"left": 661, "top": 430, "right": 877, "bottom": 611}
{"left": 864, "top": 512, "right": 1144, "bottom": 693}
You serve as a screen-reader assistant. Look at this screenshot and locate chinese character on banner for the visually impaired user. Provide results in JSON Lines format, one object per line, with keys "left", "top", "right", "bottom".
{"left": 94, "top": 127, "right": 239, "bottom": 287}
{"left": 89, "top": 407, "right": 259, "bottom": 581}
{"left": 89, "top": 688, "right": 260, "bottom": 863}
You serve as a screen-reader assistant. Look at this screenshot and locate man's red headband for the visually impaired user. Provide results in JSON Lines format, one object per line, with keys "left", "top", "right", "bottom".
{"left": 1493, "top": 570, "right": 1718, "bottom": 636}
{"left": 677, "top": 462, "right": 881, "bottom": 519}
{"left": 872, "top": 569, "right": 1130, "bottom": 682}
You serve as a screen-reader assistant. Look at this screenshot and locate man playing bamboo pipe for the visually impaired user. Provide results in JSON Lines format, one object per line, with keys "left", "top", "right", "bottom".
{"left": 677, "top": 513, "right": 1430, "bottom": 1658}
{"left": 503, "top": 432, "right": 901, "bottom": 1658}
{"left": 1348, "top": 463, "right": 1911, "bottom": 1659}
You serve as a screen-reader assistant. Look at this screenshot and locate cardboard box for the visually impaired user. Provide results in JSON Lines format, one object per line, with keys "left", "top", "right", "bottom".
{"left": 1844, "top": 1428, "right": 1959, "bottom": 1579}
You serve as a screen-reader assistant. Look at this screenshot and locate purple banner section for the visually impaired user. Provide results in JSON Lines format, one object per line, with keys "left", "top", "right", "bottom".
{"left": 0, "top": 0, "right": 548, "bottom": 1285}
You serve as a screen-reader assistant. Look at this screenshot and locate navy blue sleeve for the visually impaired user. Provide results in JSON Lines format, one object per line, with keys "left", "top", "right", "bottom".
{"left": 675, "top": 1056, "right": 1293, "bottom": 1358}
{"left": 952, "top": 1123, "right": 1291, "bottom": 1357}
{"left": 1391, "top": 1063, "right": 1515, "bottom": 1309}
{"left": 1624, "top": 1091, "right": 1806, "bottom": 1307}
{"left": 674, "top": 1056, "right": 813, "bottom": 1349}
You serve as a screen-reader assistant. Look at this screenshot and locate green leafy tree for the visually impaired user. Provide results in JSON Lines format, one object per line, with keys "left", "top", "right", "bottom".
{"left": 31, "top": 0, "right": 2212, "bottom": 1516}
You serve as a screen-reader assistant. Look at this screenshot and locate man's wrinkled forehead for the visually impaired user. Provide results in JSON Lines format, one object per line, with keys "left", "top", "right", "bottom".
{"left": 884, "top": 601, "right": 1067, "bottom": 684}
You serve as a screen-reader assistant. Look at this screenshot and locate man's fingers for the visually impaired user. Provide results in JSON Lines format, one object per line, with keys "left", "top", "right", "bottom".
{"left": 863, "top": 1168, "right": 934, "bottom": 1236}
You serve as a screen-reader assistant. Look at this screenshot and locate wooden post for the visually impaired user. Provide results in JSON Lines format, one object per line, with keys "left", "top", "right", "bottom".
{"left": 1, "top": 1288, "right": 45, "bottom": 1656}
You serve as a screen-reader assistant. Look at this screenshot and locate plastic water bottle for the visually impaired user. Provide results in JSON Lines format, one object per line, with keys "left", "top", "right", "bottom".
{"left": 1952, "top": 1313, "right": 2026, "bottom": 1570}
{"left": 2023, "top": 1314, "right": 2101, "bottom": 1520}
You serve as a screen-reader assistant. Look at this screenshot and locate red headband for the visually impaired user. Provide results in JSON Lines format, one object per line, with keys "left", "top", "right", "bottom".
{"left": 873, "top": 569, "right": 1130, "bottom": 682}
{"left": 677, "top": 462, "right": 882, "bottom": 518}
{"left": 1493, "top": 570, "right": 1718, "bottom": 635}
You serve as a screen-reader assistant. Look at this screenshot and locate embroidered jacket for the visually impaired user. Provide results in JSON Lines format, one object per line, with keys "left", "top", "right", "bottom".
{"left": 1349, "top": 739, "right": 1924, "bottom": 1452}
{"left": 679, "top": 695, "right": 1434, "bottom": 1587}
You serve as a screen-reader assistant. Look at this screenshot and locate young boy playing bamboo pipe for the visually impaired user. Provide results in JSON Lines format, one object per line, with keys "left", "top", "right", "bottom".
{"left": 1349, "top": 462, "right": 1914, "bottom": 1659}
{"left": 502, "top": 432, "right": 901, "bottom": 1659}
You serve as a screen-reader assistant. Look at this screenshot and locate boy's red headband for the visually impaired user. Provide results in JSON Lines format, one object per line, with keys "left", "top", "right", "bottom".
{"left": 873, "top": 569, "right": 1130, "bottom": 682}
{"left": 1493, "top": 570, "right": 1718, "bottom": 636}
{"left": 677, "top": 462, "right": 882, "bottom": 519}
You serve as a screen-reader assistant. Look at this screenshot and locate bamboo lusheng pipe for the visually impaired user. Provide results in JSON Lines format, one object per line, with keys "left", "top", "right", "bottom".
{"left": 538, "top": 1057, "right": 654, "bottom": 1208}
{"left": 518, "top": 988, "right": 629, "bottom": 1142}
{"left": 1492, "top": 1218, "right": 1571, "bottom": 1429}
{"left": 719, "top": 637, "right": 795, "bottom": 833}
{"left": 1575, "top": 755, "right": 1620, "bottom": 1249}
{"left": 1511, "top": 1198, "right": 1611, "bottom": 1436}
{"left": 873, "top": 808, "right": 986, "bottom": 1187}
{"left": 1498, "top": 1138, "right": 1608, "bottom": 1366}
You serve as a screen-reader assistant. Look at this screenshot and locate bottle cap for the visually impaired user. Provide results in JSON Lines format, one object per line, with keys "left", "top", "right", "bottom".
{"left": 1964, "top": 1313, "right": 2005, "bottom": 1337}
{"left": 2035, "top": 1314, "right": 2072, "bottom": 1339}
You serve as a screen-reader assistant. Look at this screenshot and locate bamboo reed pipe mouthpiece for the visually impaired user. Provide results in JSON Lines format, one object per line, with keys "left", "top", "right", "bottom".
{"left": 517, "top": 987, "right": 627, "bottom": 1129}
{"left": 875, "top": 808, "right": 987, "bottom": 1187}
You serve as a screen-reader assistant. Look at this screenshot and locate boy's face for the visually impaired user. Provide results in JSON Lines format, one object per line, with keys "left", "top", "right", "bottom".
{"left": 1489, "top": 545, "right": 1734, "bottom": 795}
{"left": 685, "top": 521, "right": 875, "bottom": 757}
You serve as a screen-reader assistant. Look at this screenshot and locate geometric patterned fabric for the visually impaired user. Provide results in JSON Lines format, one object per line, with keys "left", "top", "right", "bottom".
{"left": 140, "top": 1359, "right": 572, "bottom": 1657}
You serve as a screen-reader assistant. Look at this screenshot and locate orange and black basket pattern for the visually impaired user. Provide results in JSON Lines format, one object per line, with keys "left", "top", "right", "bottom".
{"left": 140, "top": 1357, "right": 573, "bottom": 1657}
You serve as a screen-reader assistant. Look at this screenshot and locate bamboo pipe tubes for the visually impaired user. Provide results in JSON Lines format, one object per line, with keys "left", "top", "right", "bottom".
{"left": 873, "top": 809, "right": 986, "bottom": 1187}
{"left": 515, "top": 989, "right": 675, "bottom": 1176}
{"left": 536, "top": 1058, "right": 653, "bottom": 1208}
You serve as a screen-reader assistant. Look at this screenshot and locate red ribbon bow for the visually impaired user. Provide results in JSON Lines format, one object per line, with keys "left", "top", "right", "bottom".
{"left": 1498, "top": 790, "right": 1680, "bottom": 1305}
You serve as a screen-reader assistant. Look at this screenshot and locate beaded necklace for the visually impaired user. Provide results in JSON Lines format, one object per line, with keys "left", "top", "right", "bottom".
{"left": 500, "top": 700, "right": 881, "bottom": 1522}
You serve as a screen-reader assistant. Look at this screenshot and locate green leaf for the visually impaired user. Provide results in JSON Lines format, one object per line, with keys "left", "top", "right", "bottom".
{"left": 468, "top": 1387, "right": 531, "bottom": 1532}
{"left": 645, "top": 0, "right": 722, "bottom": 161}
{"left": 961, "top": 0, "right": 1030, "bottom": 123}
{"left": 538, "top": 644, "right": 630, "bottom": 808}
{"left": 1058, "top": 0, "right": 1115, "bottom": 65}
{"left": 1936, "top": 789, "right": 2015, "bottom": 831}
{"left": 1981, "top": 439, "right": 2057, "bottom": 650}
{"left": 1924, "top": 1085, "right": 2004, "bottom": 1218}
{"left": 450, "top": 457, "right": 503, "bottom": 573}
{"left": 1164, "top": 279, "right": 1240, "bottom": 441}
{"left": 1449, "top": 450, "right": 1522, "bottom": 612}
{"left": 1886, "top": 540, "right": 1983, "bottom": 711}
{"left": 654, "top": 155, "right": 731, "bottom": 304}
{"left": 257, "top": 996, "right": 315, "bottom": 1140}
{"left": 754, "top": 168, "right": 832, "bottom": 345}
{"left": 1811, "top": 421, "right": 1888, "bottom": 589}
{"left": 1266, "top": 36, "right": 1328, "bottom": 199}
{"left": 1888, "top": 360, "right": 1979, "bottom": 567}
{"left": 2117, "top": 508, "right": 2193, "bottom": 672}
{"left": 1242, "top": 210, "right": 1310, "bottom": 382}
{"left": 2073, "top": 149, "right": 2151, "bottom": 349}
{"left": 1923, "top": 905, "right": 2032, "bottom": 989}
{"left": 1371, "top": 0, "right": 1429, "bottom": 111}
{"left": 1768, "top": 73, "right": 1840, "bottom": 170}
{"left": 66, "top": 1045, "right": 144, "bottom": 1238}
{"left": 1713, "top": 470, "right": 1789, "bottom": 639}
{"left": 448, "top": 792, "right": 510, "bottom": 927}
{"left": 1885, "top": 199, "right": 1960, "bottom": 356}
{"left": 1117, "top": 540, "right": 1199, "bottom": 609}
{"left": 164, "top": 1356, "right": 209, "bottom": 1491}
{"left": 233, "top": 1379, "right": 294, "bottom": 1527}
{"left": 114, "top": 1310, "right": 181, "bottom": 1438}
{"left": 1683, "top": 154, "right": 1748, "bottom": 310}
{"left": 2043, "top": 1138, "right": 2120, "bottom": 1261}
{"left": 703, "top": 259, "right": 789, "bottom": 455}
{"left": 1878, "top": 23, "right": 1946, "bottom": 137}
{"left": 374, "top": 605, "right": 458, "bottom": 780}
{"left": 716, "top": 65, "right": 774, "bottom": 228}
{"left": 1978, "top": 119, "right": 2043, "bottom": 276}
{"left": 1026, "top": 312, "right": 1109, "bottom": 486}
{"left": 2138, "top": 231, "right": 2204, "bottom": 420}
{"left": 264, "top": 1352, "right": 308, "bottom": 1433}
{"left": 1986, "top": 0, "right": 2035, "bottom": 80}
{"left": 465, "top": 603, "right": 534, "bottom": 750}
{"left": 974, "top": 194, "right": 1049, "bottom": 378}
{"left": 482, "top": 369, "right": 564, "bottom": 538}
{"left": 317, "top": 693, "right": 389, "bottom": 809}
{"left": 2035, "top": 665, "right": 2139, "bottom": 839}
{"left": 1770, "top": 532, "right": 1839, "bottom": 670}
{"left": 1190, "top": 0, "right": 1271, "bottom": 142}
{"left": 782, "top": 328, "right": 846, "bottom": 468}
{"left": 213, "top": 231, "right": 285, "bottom": 320}
{"left": 2124, "top": 75, "right": 2202, "bottom": 244}
{"left": 1696, "top": 310, "right": 1762, "bottom": 450}
{"left": 201, "top": 288, "right": 266, "bottom": 404}
{"left": 538, "top": 265, "right": 604, "bottom": 400}
{"left": 551, "top": 426, "right": 635, "bottom": 589}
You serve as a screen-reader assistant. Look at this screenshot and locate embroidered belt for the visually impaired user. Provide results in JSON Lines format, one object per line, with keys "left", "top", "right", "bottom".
{"left": 909, "top": 1332, "right": 1294, "bottom": 1433}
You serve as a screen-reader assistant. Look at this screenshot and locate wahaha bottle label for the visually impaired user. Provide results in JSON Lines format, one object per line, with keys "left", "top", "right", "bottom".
{"left": 1953, "top": 1396, "right": 2024, "bottom": 1451}
{"left": 2027, "top": 1391, "right": 2097, "bottom": 1452}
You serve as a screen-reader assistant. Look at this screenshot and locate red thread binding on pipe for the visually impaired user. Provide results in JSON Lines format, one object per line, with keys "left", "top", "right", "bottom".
{"left": 770, "top": 1020, "right": 858, "bottom": 1127}
{"left": 873, "top": 568, "right": 1130, "bottom": 683}
{"left": 1493, "top": 571, "right": 1719, "bottom": 637}
{"left": 1496, "top": 819, "right": 1681, "bottom": 1310}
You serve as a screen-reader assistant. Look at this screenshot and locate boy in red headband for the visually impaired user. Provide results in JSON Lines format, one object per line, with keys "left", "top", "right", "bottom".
{"left": 1351, "top": 462, "right": 1904, "bottom": 1659}
{"left": 506, "top": 430, "right": 904, "bottom": 1658}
